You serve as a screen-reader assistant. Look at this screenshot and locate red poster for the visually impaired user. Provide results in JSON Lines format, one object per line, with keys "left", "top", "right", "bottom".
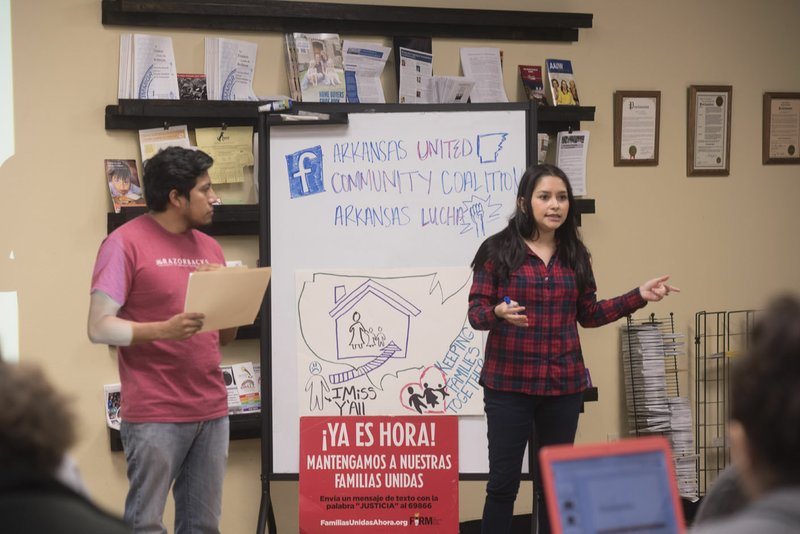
{"left": 299, "top": 415, "right": 459, "bottom": 533}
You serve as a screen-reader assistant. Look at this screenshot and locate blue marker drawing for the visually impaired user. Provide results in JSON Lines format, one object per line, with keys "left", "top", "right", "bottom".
{"left": 286, "top": 145, "right": 325, "bottom": 198}
{"left": 504, "top": 296, "right": 511, "bottom": 305}
{"left": 459, "top": 194, "right": 503, "bottom": 237}
{"left": 476, "top": 132, "right": 508, "bottom": 163}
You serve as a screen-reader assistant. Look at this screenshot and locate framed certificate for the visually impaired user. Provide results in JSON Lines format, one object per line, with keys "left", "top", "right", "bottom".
{"left": 763, "top": 92, "right": 800, "bottom": 164}
{"left": 613, "top": 91, "right": 660, "bottom": 166}
{"left": 687, "top": 85, "right": 732, "bottom": 176}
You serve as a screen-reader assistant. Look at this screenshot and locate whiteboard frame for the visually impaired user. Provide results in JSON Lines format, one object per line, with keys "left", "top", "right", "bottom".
{"left": 257, "top": 102, "right": 538, "bottom": 480}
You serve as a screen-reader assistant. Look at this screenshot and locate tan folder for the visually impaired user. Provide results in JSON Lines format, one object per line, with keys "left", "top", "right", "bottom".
{"left": 184, "top": 267, "right": 271, "bottom": 333}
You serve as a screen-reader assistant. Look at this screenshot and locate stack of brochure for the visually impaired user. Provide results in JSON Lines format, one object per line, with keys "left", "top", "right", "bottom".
{"left": 205, "top": 37, "right": 258, "bottom": 101}
{"left": 430, "top": 76, "right": 475, "bottom": 104}
{"left": 284, "top": 32, "right": 346, "bottom": 103}
{"left": 118, "top": 33, "right": 180, "bottom": 100}
{"left": 621, "top": 321, "right": 698, "bottom": 499}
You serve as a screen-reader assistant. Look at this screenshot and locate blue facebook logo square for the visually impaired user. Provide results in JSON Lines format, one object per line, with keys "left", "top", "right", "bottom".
{"left": 286, "top": 146, "right": 325, "bottom": 198}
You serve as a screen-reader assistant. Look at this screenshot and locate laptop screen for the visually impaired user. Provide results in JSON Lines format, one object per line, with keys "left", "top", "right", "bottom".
{"left": 541, "top": 438, "right": 684, "bottom": 534}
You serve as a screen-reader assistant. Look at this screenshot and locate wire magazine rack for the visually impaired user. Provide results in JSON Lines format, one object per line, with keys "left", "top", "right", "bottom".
{"left": 694, "top": 309, "right": 757, "bottom": 495}
{"left": 622, "top": 312, "right": 696, "bottom": 498}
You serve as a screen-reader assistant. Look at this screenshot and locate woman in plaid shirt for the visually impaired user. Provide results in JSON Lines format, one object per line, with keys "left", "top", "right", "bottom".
{"left": 469, "top": 164, "right": 678, "bottom": 534}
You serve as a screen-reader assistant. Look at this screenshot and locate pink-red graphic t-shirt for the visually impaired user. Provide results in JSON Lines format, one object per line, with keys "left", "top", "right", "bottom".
{"left": 91, "top": 214, "right": 228, "bottom": 423}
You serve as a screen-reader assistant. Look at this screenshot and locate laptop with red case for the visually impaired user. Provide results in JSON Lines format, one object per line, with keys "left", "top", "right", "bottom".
{"left": 539, "top": 436, "right": 686, "bottom": 534}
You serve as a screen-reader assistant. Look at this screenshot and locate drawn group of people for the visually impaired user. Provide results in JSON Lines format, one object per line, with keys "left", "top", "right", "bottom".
{"left": 406, "top": 381, "right": 450, "bottom": 414}
{"left": 347, "top": 311, "right": 386, "bottom": 350}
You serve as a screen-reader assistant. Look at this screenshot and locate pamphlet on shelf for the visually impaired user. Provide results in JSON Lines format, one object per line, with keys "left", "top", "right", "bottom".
{"left": 555, "top": 130, "right": 589, "bottom": 196}
{"left": 342, "top": 39, "right": 391, "bottom": 103}
{"left": 184, "top": 267, "right": 272, "bottom": 333}
{"left": 459, "top": 47, "right": 507, "bottom": 103}
{"left": 537, "top": 133, "right": 550, "bottom": 164}
{"left": 546, "top": 59, "right": 580, "bottom": 106}
{"left": 205, "top": 37, "right": 258, "bottom": 101}
{"left": 105, "top": 159, "right": 145, "bottom": 213}
{"left": 398, "top": 47, "right": 433, "bottom": 104}
{"left": 138, "top": 124, "right": 191, "bottom": 163}
{"left": 195, "top": 126, "right": 254, "bottom": 184}
{"left": 118, "top": 33, "right": 180, "bottom": 100}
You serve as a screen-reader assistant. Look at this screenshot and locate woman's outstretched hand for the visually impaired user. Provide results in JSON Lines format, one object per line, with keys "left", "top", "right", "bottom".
{"left": 640, "top": 275, "right": 681, "bottom": 302}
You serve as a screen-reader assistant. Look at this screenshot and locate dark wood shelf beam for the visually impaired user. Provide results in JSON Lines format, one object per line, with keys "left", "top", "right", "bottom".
{"left": 102, "top": 0, "right": 591, "bottom": 42}
{"left": 110, "top": 411, "right": 261, "bottom": 451}
{"left": 107, "top": 204, "right": 260, "bottom": 235}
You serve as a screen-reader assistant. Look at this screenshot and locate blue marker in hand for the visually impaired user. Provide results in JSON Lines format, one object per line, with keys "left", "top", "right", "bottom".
{"left": 504, "top": 296, "right": 511, "bottom": 305}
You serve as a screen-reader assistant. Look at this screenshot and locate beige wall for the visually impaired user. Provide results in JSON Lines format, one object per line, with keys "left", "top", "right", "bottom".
{"left": 2, "top": 0, "right": 799, "bottom": 531}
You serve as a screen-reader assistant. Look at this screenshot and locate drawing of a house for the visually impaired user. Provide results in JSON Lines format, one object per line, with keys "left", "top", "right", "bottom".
{"left": 328, "top": 279, "right": 421, "bottom": 380}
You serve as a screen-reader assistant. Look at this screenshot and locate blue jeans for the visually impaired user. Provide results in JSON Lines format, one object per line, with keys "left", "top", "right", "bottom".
{"left": 120, "top": 416, "right": 229, "bottom": 534}
{"left": 481, "top": 388, "right": 583, "bottom": 534}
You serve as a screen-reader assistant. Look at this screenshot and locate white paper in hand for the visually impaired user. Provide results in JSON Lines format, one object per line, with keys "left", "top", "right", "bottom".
{"left": 184, "top": 267, "right": 271, "bottom": 332}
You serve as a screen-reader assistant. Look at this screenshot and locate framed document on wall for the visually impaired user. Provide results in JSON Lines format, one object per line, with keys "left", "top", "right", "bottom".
{"left": 763, "top": 92, "right": 800, "bottom": 164}
{"left": 687, "top": 85, "right": 732, "bottom": 176}
{"left": 613, "top": 90, "right": 660, "bottom": 166}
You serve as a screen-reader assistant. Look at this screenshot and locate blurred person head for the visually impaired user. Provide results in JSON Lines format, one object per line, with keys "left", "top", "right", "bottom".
{"left": 0, "top": 361, "right": 75, "bottom": 476}
{"left": 729, "top": 294, "right": 800, "bottom": 497}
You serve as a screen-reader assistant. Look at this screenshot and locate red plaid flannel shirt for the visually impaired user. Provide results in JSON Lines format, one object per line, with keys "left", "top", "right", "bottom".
{"left": 468, "top": 248, "right": 646, "bottom": 396}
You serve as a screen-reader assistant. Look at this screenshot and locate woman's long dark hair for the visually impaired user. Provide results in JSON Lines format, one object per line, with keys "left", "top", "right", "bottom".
{"left": 470, "top": 164, "right": 592, "bottom": 292}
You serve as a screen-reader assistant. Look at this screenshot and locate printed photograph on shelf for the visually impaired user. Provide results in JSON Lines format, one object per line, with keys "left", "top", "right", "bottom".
{"left": 104, "top": 159, "right": 145, "bottom": 213}
{"left": 687, "top": 85, "right": 731, "bottom": 176}
{"left": 613, "top": 90, "right": 661, "bottom": 166}
{"left": 762, "top": 92, "right": 800, "bottom": 165}
{"left": 287, "top": 32, "right": 346, "bottom": 103}
{"left": 545, "top": 58, "right": 580, "bottom": 106}
{"left": 177, "top": 73, "right": 207, "bottom": 100}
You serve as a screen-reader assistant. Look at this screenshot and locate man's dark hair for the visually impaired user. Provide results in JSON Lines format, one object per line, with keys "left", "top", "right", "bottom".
{"left": 142, "top": 147, "right": 213, "bottom": 212}
{"left": 730, "top": 294, "right": 800, "bottom": 487}
{"left": 0, "top": 362, "right": 75, "bottom": 476}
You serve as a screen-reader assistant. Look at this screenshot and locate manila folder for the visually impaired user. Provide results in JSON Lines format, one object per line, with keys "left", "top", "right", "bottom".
{"left": 184, "top": 267, "right": 271, "bottom": 333}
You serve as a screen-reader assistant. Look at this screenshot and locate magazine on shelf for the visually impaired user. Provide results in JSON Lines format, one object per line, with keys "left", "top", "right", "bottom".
{"left": 285, "top": 33, "right": 345, "bottom": 103}
{"left": 105, "top": 159, "right": 145, "bottom": 214}
{"left": 222, "top": 362, "right": 261, "bottom": 414}
{"left": 545, "top": 59, "right": 580, "bottom": 106}
{"left": 104, "top": 383, "right": 122, "bottom": 430}
{"left": 177, "top": 73, "right": 207, "bottom": 100}
{"left": 118, "top": 33, "right": 179, "bottom": 100}
{"left": 519, "top": 64, "right": 546, "bottom": 105}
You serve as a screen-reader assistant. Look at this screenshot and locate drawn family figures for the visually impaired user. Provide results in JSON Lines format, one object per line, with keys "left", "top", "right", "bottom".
{"left": 347, "top": 311, "right": 387, "bottom": 350}
{"left": 406, "top": 383, "right": 449, "bottom": 414}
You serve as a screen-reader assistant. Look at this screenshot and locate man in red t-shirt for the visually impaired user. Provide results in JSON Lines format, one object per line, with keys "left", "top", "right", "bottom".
{"left": 88, "top": 147, "right": 237, "bottom": 534}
